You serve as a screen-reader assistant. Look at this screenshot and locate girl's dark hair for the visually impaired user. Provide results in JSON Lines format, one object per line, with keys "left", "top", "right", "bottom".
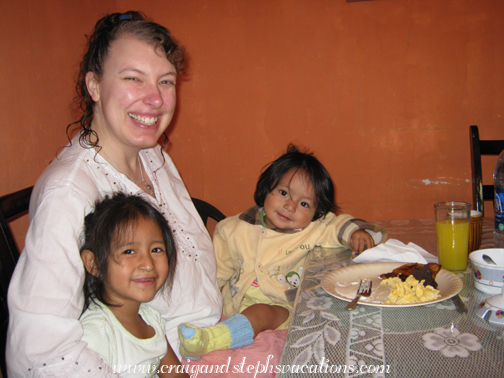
{"left": 69, "top": 10, "right": 185, "bottom": 149}
{"left": 254, "top": 144, "right": 339, "bottom": 220}
{"left": 81, "top": 192, "right": 177, "bottom": 311}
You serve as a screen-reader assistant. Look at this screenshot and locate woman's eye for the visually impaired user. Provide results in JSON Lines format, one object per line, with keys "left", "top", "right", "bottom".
{"left": 160, "top": 79, "right": 175, "bottom": 85}
{"left": 152, "top": 247, "right": 165, "bottom": 253}
{"left": 124, "top": 77, "right": 140, "bottom": 82}
{"left": 123, "top": 249, "right": 135, "bottom": 255}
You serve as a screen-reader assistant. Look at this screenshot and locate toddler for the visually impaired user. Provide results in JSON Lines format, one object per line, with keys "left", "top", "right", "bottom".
{"left": 178, "top": 145, "right": 387, "bottom": 359}
{"left": 80, "top": 193, "right": 188, "bottom": 378}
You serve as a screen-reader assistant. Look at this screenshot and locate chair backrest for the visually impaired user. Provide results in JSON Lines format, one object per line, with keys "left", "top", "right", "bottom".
{"left": 470, "top": 126, "right": 504, "bottom": 216}
{"left": 191, "top": 198, "right": 226, "bottom": 226}
{"left": 0, "top": 186, "right": 33, "bottom": 378}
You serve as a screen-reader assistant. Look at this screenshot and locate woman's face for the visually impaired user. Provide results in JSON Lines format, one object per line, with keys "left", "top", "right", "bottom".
{"left": 86, "top": 34, "right": 177, "bottom": 152}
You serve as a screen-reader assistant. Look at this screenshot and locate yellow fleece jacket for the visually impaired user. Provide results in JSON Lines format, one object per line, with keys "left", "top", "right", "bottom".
{"left": 213, "top": 206, "right": 387, "bottom": 318}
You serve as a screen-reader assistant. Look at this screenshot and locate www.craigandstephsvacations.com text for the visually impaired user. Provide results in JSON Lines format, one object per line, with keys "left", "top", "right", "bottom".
{"left": 113, "top": 355, "right": 391, "bottom": 377}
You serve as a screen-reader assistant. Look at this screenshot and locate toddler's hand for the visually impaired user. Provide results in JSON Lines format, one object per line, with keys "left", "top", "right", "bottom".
{"left": 351, "top": 230, "right": 375, "bottom": 255}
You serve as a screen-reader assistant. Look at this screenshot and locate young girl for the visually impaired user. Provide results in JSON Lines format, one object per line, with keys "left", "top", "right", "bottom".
{"left": 79, "top": 193, "right": 189, "bottom": 378}
{"left": 178, "top": 144, "right": 387, "bottom": 359}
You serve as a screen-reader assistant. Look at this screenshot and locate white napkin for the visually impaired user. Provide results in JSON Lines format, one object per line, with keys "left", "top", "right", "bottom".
{"left": 353, "top": 239, "right": 438, "bottom": 264}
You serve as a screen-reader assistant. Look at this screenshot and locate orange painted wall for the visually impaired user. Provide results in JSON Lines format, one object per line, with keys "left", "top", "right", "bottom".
{"left": 1, "top": 0, "right": 503, "bottom": 250}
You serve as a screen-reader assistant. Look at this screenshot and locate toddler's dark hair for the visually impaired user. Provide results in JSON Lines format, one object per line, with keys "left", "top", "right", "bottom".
{"left": 254, "top": 144, "right": 339, "bottom": 220}
{"left": 80, "top": 192, "right": 176, "bottom": 311}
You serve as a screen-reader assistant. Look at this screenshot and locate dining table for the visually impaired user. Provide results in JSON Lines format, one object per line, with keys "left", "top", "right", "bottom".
{"left": 277, "top": 218, "right": 503, "bottom": 378}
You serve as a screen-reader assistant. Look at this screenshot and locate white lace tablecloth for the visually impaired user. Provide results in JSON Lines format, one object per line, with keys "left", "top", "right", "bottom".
{"left": 277, "top": 219, "right": 503, "bottom": 378}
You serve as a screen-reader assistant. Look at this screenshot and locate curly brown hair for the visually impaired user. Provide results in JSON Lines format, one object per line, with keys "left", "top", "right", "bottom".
{"left": 69, "top": 11, "right": 185, "bottom": 149}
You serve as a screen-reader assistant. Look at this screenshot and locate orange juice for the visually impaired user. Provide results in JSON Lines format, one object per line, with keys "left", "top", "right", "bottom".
{"left": 436, "top": 219, "right": 470, "bottom": 272}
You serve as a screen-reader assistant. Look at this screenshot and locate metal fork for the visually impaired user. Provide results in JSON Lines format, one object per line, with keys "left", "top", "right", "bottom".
{"left": 345, "top": 279, "right": 372, "bottom": 310}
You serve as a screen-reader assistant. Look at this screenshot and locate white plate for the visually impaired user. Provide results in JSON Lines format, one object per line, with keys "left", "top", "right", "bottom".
{"left": 321, "top": 262, "right": 463, "bottom": 308}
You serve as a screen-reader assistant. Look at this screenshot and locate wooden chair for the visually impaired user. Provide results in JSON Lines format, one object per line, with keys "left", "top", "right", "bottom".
{"left": 0, "top": 186, "right": 33, "bottom": 378}
{"left": 191, "top": 197, "right": 226, "bottom": 226}
{"left": 470, "top": 125, "right": 504, "bottom": 216}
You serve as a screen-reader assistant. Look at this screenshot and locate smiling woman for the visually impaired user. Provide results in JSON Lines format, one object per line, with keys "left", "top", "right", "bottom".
{"left": 85, "top": 35, "right": 178, "bottom": 159}
{"left": 6, "top": 11, "right": 222, "bottom": 378}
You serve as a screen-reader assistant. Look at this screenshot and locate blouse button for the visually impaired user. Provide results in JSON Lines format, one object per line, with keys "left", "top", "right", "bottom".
{"left": 257, "top": 263, "right": 263, "bottom": 270}
{"left": 260, "top": 230, "right": 267, "bottom": 235}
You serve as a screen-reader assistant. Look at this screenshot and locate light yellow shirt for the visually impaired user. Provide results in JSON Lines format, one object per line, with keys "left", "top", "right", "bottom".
{"left": 213, "top": 206, "right": 387, "bottom": 318}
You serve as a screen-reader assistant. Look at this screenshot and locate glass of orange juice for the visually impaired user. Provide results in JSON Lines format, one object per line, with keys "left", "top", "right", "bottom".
{"left": 434, "top": 201, "right": 471, "bottom": 272}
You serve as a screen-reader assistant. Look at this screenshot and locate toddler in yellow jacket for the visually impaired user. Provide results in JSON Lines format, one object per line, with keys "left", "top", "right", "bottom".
{"left": 178, "top": 144, "right": 387, "bottom": 359}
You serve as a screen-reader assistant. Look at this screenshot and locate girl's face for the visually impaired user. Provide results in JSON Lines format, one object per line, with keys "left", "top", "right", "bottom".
{"left": 86, "top": 33, "right": 177, "bottom": 154}
{"left": 263, "top": 168, "right": 317, "bottom": 230}
{"left": 104, "top": 216, "right": 169, "bottom": 308}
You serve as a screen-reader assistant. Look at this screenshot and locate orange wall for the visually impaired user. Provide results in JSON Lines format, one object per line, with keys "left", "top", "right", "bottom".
{"left": 1, "top": 0, "right": 503, "bottom": 249}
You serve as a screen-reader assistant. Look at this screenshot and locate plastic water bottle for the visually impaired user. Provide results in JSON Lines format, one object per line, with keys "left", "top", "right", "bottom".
{"left": 494, "top": 149, "right": 504, "bottom": 247}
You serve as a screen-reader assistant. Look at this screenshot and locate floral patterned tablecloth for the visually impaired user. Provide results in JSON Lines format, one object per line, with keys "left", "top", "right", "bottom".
{"left": 277, "top": 219, "right": 503, "bottom": 378}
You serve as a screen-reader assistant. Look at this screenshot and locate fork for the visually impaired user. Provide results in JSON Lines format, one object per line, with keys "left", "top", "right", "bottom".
{"left": 345, "top": 279, "right": 372, "bottom": 310}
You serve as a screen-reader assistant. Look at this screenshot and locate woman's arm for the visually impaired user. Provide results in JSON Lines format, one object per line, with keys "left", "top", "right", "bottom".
{"left": 7, "top": 185, "right": 120, "bottom": 377}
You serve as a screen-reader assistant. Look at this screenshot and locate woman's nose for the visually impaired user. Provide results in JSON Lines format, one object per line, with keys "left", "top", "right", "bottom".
{"left": 143, "top": 84, "right": 163, "bottom": 108}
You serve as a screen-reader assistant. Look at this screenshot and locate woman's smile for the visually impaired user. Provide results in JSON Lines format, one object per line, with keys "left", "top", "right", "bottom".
{"left": 86, "top": 33, "right": 177, "bottom": 153}
{"left": 128, "top": 113, "right": 159, "bottom": 126}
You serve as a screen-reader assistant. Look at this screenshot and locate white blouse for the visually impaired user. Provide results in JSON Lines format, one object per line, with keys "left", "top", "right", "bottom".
{"left": 6, "top": 136, "right": 223, "bottom": 377}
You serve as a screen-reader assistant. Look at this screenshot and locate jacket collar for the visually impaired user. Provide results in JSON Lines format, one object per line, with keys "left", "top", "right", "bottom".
{"left": 239, "top": 205, "right": 303, "bottom": 234}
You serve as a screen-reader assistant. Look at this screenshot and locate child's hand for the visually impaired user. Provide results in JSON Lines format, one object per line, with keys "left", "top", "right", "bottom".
{"left": 351, "top": 230, "right": 375, "bottom": 255}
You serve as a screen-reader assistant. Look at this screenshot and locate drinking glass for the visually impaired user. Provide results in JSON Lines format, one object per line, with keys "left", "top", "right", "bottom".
{"left": 469, "top": 210, "right": 483, "bottom": 253}
{"left": 435, "top": 201, "right": 471, "bottom": 272}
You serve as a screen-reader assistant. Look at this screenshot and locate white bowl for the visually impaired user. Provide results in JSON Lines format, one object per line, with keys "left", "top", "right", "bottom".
{"left": 475, "top": 287, "right": 504, "bottom": 325}
{"left": 469, "top": 249, "right": 504, "bottom": 294}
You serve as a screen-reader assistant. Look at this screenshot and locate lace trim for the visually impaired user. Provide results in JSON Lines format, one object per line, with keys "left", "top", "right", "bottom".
{"left": 85, "top": 151, "right": 199, "bottom": 261}
{"left": 25, "top": 356, "right": 118, "bottom": 378}
{"left": 141, "top": 152, "right": 198, "bottom": 261}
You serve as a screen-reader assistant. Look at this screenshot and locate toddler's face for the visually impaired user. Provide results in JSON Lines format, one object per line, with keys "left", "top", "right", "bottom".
{"left": 105, "top": 217, "right": 169, "bottom": 307}
{"left": 263, "top": 168, "right": 317, "bottom": 230}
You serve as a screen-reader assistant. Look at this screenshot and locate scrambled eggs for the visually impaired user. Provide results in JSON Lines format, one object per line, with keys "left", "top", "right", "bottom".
{"left": 380, "top": 275, "right": 440, "bottom": 304}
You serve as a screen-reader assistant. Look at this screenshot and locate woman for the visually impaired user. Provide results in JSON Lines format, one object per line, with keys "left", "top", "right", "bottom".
{"left": 6, "top": 11, "right": 222, "bottom": 377}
